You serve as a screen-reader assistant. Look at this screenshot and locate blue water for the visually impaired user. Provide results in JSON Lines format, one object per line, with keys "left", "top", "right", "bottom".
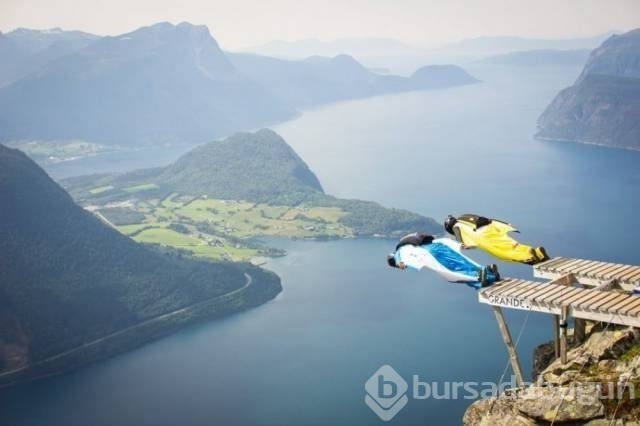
{"left": 2, "top": 64, "right": 640, "bottom": 425}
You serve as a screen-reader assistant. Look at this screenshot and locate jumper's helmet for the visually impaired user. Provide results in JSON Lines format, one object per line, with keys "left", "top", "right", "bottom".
{"left": 444, "top": 215, "right": 457, "bottom": 235}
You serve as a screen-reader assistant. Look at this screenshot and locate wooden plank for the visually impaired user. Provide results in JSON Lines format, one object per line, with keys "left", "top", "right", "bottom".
{"left": 526, "top": 284, "right": 564, "bottom": 301}
{"left": 598, "top": 294, "right": 632, "bottom": 312}
{"left": 546, "top": 258, "right": 583, "bottom": 273}
{"left": 567, "top": 290, "right": 605, "bottom": 308}
{"left": 571, "top": 309, "right": 640, "bottom": 328}
{"left": 537, "top": 257, "right": 569, "bottom": 270}
{"left": 559, "top": 289, "right": 591, "bottom": 306}
{"left": 534, "top": 285, "right": 574, "bottom": 303}
{"left": 603, "top": 265, "right": 635, "bottom": 280}
{"left": 572, "top": 261, "right": 603, "bottom": 275}
{"left": 517, "top": 284, "right": 553, "bottom": 299}
{"left": 592, "top": 263, "right": 623, "bottom": 279}
{"left": 624, "top": 269, "right": 640, "bottom": 283}
{"left": 542, "top": 257, "right": 576, "bottom": 270}
{"left": 510, "top": 282, "right": 545, "bottom": 298}
{"left": 498, "top": 281, "right": 538, "bottom": 297}
{"left": 566, "top": 260, "right": 599, "bottom": 273}
{"left": 610, "top": 297, "right": 639, "bottom": 313}
{"left": 575, "top": 292, "right": 611, "bottom": 309}
{"left": 581, "top": 263, "right": 613, "bottom": 277}
{"left": 625, "top": 301, "right": 640, "bottom": 317}
{"left": 617, "top": 297, "right": 640, "bottom": 315}
{"left": 492, "top": 281, "right": 529, "bottom": 298}
{"left": 482, "top": 280, "right": 519, "bottom": 297}
{"left": 618, "top": 267, "right": 640, "bottom": 282}
{"left": 549, "top": 287, "right": 583, "bottom": 306}
{"left": 588, "top": 293, "right": 623, "bottom": 311}
{"left": 554, "top": 259, "right": 589, "bottom": 273}
{"left": 480, "top": 280, "right": 511, "bottom": 294}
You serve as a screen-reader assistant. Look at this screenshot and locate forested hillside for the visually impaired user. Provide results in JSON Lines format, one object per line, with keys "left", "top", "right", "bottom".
{"left": 0, "top": 144, "right": 281, "bottom": 381}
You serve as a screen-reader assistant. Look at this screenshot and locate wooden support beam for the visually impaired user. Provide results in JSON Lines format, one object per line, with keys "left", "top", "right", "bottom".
{"left": 574, "top": 318, "right": 586, "bottom": 344}
{"left": 553, "top": 315, "right": 560, "bottom": 358}
{"left": 560, "top": 306, "right": 568, "bottom": 365}
{"left": 492, "top": 306, "right": 525, "bottom": 387}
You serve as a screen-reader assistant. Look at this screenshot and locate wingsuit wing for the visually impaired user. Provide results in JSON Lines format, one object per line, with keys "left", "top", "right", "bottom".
{"left": 490, "top": 219, "right": 519, "bottom": 234}
{"left": 396, "top": 242, "right": 481, "bottom": 283}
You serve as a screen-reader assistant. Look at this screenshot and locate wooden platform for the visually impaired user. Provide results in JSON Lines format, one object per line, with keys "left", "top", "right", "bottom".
{"left": 478, "top": 277, "right": 640, "bottom": 328}
{"left": 534, "top": 257, "right": 640, "bottom": 290}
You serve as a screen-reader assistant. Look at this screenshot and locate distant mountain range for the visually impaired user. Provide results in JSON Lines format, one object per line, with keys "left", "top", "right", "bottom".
{"left": 228, "top": 53, "right": 477, "bottom": 108}
{"left": 63, "top": 129, "right": 440, "bottom": 236}
{"left": 476, "top": 49, "right": 591, "bottom": 68}
{"left": 439, "top": 33, "right": 615, "bottom": 54}
{"left": 245, "top": 34, "right": 613, "bottom": 59}
{"left": 242, "top": 33, "right": 614, "bottom": 73}
{"left": 0, "top": 23, "right": 477, "bottom": 147}
{"left": 0, "top": 143, "right": 281, "bottom": 385}
{"left": 537, "top": 28, "right": 640, "bottom": 150}
{"left": 0, "top": 27, "right": 99, "bottom": 87}
{"left": 0, "top": 22, "right": 294, "bottom": 146}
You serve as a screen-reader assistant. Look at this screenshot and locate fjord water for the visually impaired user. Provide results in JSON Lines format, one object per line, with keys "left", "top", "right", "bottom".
{"left": 3, "top": 64, "right": 640, "bottom": 425}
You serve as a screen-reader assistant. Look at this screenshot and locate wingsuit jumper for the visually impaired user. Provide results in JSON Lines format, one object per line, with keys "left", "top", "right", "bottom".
{"left": 386, "top": 232, "right": 500, "bottom": 289}
{"left": 444, "top": 214, "right": 549, "bottom": 265}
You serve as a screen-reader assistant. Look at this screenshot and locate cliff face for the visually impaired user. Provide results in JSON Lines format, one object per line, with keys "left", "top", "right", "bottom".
{"left": 536, "top": 28, "right": 640, "bottom": 150}
{"left": 463, "top": 326, "right": 640, "bottom": 425}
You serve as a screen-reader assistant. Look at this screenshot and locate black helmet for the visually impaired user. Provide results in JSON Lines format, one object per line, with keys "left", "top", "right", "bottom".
{"left": 386, "top": 253, "right": 397, "bottom": 268}
{"left": 444, "top": 215, "right": 457, "bottom": 235}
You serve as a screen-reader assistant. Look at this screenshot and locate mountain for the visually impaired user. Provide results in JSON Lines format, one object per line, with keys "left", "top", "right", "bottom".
{"left": 440, "top": 33, "right": 614, "bottom": 54}
{"left": 0, "top": 27, "right": 99, "bottom": 87}
{"left": 62, "top": 129, "right": 440, "bottom": 236}
{"left": 159, "top": 129, "right": 323, "bottom": 203}
{"left": 228, "top": 52, "right": 478, "bottom": 107}
{"left": 0, "top": 22, "right": 294, "bottom": 146}
{"left": 0, "top": 143, "right": 281, "bottom": 385}
{"left": 242, "top": 37, "right": 423, "bottom": 61}
{"left": 476, "top": 49, "right": 591, "bottom": 67}
{"left": 0, "top": 23, "right": 479, "bottom": 147}
{"left": 241, "top": 34, "right": 613, "bottom": 75}
{"left": 536, "top": 29, "right": 640, "bottom": 150}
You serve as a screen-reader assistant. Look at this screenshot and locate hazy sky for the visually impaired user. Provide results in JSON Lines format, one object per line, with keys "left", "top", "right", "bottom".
{"left": 2, "top": 0, "right": 639, "bottom": 49}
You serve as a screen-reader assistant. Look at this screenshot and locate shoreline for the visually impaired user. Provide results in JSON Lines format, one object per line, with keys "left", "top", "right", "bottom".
{"left": 0, "top": 271, "right": 282, "bottom": 389}
{"left": 535, "top": 135, "right": 640, "bottom": 152}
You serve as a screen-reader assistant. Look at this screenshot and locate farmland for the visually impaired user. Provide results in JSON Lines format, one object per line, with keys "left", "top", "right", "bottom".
{"left": 97, "top": 193, "right": 353, "bottom": 261}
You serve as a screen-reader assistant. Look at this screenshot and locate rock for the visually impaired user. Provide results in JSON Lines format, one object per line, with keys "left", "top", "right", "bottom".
{"left": 599, "top": 359, "right": 617, "bottom": 371}
{"left": 463, "top": 398, "right": 536, "bottom": 426}
{"left": 463, "top": 326, "right": 640, "bottom": 424}
{"left": 515, "top": 385, "right": 604, "bottom": 422}
{"left": 577, "top": 328, "right": 638, "bottom": 361}
{"left": 532, "top": 340, "right": 556, "bottom": 379}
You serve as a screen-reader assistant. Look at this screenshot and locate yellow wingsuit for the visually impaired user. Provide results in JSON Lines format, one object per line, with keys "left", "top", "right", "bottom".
{"left": 444, "top": 214, "right": 549, "bottom": 265}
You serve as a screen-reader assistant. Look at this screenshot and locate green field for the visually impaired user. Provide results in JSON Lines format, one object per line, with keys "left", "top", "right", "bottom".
{"left": 123, "top": 183, "right": 159, "bottom": 193}
{"left": 107, "top": 195, "right": 352, "bottom": 261}
{"left": 89, "top": 185, "right": 114, "bottom": 195}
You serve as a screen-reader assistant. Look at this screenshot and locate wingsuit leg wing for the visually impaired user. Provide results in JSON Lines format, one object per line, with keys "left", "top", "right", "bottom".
{"left": 394, "top": 239, "right": 500, "bottom": 289}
